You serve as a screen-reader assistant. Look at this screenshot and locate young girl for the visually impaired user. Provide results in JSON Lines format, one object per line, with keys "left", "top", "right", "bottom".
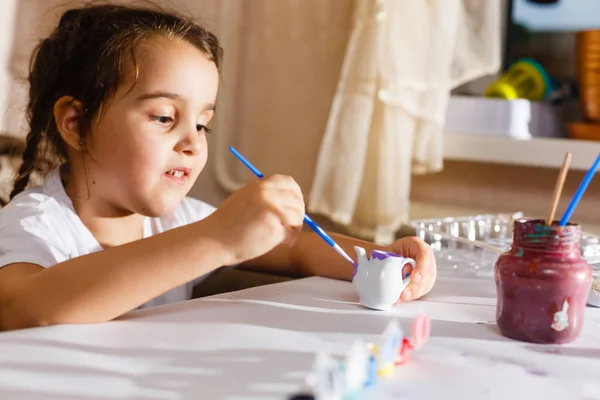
{"left": 0, "top": 4, "right": 436, "bottom": 331}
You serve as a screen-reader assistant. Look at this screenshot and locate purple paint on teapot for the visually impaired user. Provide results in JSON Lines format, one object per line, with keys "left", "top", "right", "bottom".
{"left": 370, "top": 250, "right": 402, "bottom": 260}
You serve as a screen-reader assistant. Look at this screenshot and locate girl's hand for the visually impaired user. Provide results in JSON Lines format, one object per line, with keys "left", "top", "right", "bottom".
{"left": 206, "top": 174, "right": 305, "bottom": 265}
{"left": 384, "top": 236, "right": 437, "bottom": 302}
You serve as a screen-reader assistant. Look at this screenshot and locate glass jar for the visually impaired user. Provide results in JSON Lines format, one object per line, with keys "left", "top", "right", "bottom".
{"left": 495, "top": 219, "right": 592, "bottom": 344}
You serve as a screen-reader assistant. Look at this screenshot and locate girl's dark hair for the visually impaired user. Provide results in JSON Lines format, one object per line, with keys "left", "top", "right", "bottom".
{"left": 10, "top": 3, "right": 223, "bottom": 199}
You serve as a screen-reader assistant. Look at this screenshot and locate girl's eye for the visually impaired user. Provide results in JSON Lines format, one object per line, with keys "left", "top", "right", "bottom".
{"left": 197, "top": 124, "right": 213, "bottom": 134}
{"left": 152, "top": 115, "right": 174, "bottom": 125}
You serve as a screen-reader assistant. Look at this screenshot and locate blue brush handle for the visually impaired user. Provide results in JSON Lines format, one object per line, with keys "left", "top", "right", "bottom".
{"left": 228, "top": 146, "right": 264, "bottom": 178}
{"left": 303, "top": 214, "right": 335, "bottom": 246}
{"left": 559, "top": 153, "right": 600, "bottom": 226}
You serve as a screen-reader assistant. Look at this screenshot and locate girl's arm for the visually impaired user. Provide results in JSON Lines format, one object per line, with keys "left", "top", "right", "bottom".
{"left": 240, "top": 231, "right": 381, "bottom": 280}
{"left": 0, "top": 219, "right": 230, "bottom": 330}
{"left": 0, "top": 174, "right": 305, "bottom": 331}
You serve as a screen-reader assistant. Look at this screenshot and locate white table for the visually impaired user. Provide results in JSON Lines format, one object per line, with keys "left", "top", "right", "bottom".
{"left": 1, "top": 266, "right": 600, "bottom": 400}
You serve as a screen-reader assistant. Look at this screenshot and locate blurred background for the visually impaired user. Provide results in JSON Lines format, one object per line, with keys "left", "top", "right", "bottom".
{"left": 1, "top": 0, "right": 599, "bottom": 242}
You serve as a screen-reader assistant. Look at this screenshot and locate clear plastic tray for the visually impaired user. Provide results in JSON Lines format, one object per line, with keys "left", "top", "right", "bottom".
{"left": 409, "top": 212, "right": 600, "bottom": 264}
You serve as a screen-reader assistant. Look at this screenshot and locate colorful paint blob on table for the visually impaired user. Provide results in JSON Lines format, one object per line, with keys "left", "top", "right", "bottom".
{"left": 289, "top": 315, "right": 430, "bottom": 400}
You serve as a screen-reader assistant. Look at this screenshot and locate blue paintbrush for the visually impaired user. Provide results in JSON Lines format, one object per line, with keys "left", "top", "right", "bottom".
{"left": 559, "top": 153, "right": 600, "bottom": 226}
{"left": 229, "top": 146, "right": 356, "bottom": 266}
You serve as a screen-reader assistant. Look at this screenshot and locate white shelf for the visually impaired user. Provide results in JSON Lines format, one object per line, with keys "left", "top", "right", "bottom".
{"left": 444, "top": 133, "right": 600, "bottom": 171}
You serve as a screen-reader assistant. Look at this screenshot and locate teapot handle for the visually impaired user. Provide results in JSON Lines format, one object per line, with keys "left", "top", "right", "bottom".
{"left": 400, "top": 258, "right": 416, "bottom": 285}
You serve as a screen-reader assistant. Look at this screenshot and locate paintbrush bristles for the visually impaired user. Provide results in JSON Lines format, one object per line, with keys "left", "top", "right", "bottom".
{"left": 546, "top": 152, "right": 572, "bottom": 225}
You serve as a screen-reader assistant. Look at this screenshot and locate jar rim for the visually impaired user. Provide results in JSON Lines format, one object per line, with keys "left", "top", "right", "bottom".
{"left": 513, "top": 218, "right": 580, "bottom": 249}
{"left": 514, "top": 218, "right": 580, "bottom": 233}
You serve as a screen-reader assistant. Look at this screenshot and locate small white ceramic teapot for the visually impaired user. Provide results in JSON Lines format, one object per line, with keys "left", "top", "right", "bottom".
{"left": 352, "top": 246, "right": 415, "bottom": 311}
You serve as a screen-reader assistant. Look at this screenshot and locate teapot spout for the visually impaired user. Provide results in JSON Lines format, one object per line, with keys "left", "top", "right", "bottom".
{"left": 354, "top": 246, "right": 368, "bottom": 266}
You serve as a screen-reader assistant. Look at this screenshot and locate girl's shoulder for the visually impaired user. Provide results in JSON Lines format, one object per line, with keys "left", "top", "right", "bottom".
{"left": 0, "top": 178, "right": 78, "bottom": 268}
{"left": 0, "top": 179, "right": 65, "bottom": 227}
{"left": 0, "top": 168, "right": 73, "bottom": 226}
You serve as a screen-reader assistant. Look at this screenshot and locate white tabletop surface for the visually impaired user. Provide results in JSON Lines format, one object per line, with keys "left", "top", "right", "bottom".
{"left": 1, "top": 265, "right": 600, "bottom": 400}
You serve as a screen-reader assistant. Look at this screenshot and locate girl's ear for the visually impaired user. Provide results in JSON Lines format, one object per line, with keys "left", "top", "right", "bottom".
{"left": 54, "top": 96, "right": 85, "bottom": 150}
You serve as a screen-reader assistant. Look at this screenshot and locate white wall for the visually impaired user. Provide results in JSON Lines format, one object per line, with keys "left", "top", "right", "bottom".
{"left": 514, "top": 0, "right": 600, "bottom": 32}
{"left": 0, "top": 0, "right": 18, "bottom": 136}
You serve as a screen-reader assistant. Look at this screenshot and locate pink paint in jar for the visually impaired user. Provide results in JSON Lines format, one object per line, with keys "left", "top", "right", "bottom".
{"left": 495, "top": 219, "right": 592, "bottom": 344}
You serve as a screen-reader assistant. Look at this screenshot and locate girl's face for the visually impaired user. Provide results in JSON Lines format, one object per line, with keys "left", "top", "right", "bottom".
{"left": 84, "top": 36, "right": 219, "bottom": 217}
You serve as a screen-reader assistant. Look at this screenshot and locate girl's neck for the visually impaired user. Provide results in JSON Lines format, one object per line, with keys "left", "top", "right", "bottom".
{"left": 61, "top": 164, "right": 145, "bottom": 249}
{"left": 77, "top": 207, "right": 145, "bottom": 249}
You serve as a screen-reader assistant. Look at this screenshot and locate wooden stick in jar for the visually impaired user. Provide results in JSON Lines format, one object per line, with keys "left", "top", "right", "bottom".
{"left": 546, "top": 152, "right": 572, "bottom": 225}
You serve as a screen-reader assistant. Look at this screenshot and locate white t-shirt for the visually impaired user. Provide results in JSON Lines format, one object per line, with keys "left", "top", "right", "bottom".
{"left": 0, "top": 168, "right": 219, "bottom": 309}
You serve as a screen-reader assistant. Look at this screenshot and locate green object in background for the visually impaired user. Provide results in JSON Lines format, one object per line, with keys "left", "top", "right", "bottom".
{"left": 485, "top": 58, "right": 551, "bottom": 101}
{"left": 507, "top": 22, "right": 532, "bottom": 44}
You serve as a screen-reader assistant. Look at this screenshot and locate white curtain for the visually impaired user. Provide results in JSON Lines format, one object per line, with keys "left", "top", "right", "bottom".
{"left": 211, "top": 0, "right": 355, "bottom": 196}
{"left": 308, "top": 0, "right": 502, "bottom": 244}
